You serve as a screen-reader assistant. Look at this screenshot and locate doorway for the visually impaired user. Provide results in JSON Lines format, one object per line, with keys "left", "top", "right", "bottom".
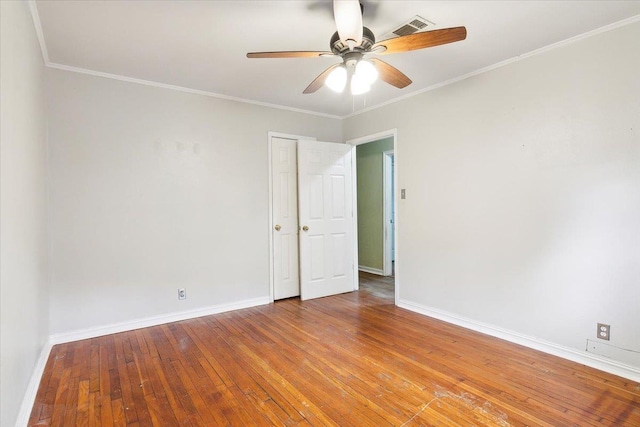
{"left": 349, "top": 130, "right": 398, "bottom": 302}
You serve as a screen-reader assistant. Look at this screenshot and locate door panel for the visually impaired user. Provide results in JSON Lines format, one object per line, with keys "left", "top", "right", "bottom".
{"left": 271, "top": 137, "right": 300, "bottom": 299}
{"left": 298, "top": 140, "right": 355, "bottom": 300}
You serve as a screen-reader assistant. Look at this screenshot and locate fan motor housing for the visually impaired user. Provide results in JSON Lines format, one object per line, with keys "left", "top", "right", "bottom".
{"left": 330, "top": 27, "right": 376, "bottom": 55}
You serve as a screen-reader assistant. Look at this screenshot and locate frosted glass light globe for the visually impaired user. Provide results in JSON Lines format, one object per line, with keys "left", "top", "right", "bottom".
{"left": 350, "top": 74, "right": 370, "bottom": 95}
{"left": 325, "top": 66, "right": 347, "bottom": 93}
{"left": 355, "top": 60, "right": 378, "bottom": 86}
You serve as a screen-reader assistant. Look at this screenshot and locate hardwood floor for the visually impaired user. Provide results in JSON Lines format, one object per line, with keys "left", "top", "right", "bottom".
{"left": 29, "top": 273, "right": 640, "bottom": 426}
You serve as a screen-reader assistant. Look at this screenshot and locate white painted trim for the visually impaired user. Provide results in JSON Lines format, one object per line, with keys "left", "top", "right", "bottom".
{"left": 27, "top": 1, "right": 640, "bottom": 122}
{"left": 382, "top": 150, "right": 394, "bottom": 277}
{"left": 268, "top": 136, "right": 275, "bottom": 303}
{"left": 347, "top": 129, "right": 399, "bottom": 302}
{"left": 397, "top": 299, "right": 640, "bottom": 383}
{"left": 18, "top": 297, "right": 269, "bottom": 425}
{"left": 347, "top": 129, "right": 397, "bottom": 147}
{"left": 27, "top": 1, "right": 49, "bottom": 63}
{"left": 268, "top": 132, "right": 317, "bottom": 142}
{"left": 49, "top": 297, "right": 270, "bottom": 345}
{"left": 15, "top": 341, "right": 53, "bottom": 427}
{"left": 392, "top": 134, "right": 399, "bottom": 304}
{"left": 268, "top": 132, "right": 316, "bottom": 302}
{"left": 358, "top": 265, "right": 385, "bottom": 276}
{"left": 351, "top": 146, "right": 359, "bottom": 291}
{"left": 343, "top": 14, "right": 640, "bottom": 119}
{"left": 29, "top": 1, "right": 340, "bottom": 119}
{"left": 45, "top": 63, "right": 342, "bottom": 120}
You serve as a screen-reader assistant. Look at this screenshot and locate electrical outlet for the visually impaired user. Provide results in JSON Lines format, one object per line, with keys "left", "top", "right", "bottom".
{"left": 597, "top": 323, "right": 610, "bottom": 341}
{"left": 178, "top": 288, "right": 186, "bottom": 300}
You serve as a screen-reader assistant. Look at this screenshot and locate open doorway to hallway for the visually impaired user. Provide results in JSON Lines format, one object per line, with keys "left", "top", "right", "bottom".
{"left": 354, "top": 135, "right": 396, "bottom": 301}
{"left": 358, "top": 270, "right": 395, "bottom": 301}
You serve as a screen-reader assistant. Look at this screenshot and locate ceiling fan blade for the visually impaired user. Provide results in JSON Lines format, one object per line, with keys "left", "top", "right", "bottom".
{"left": 370, "top": 59, "right": 411, "bottom": 89}
{"left": 303, "top": 64, "right": 341, "bottom": 94}
{"left": 247, "top": 51, "right": 333, "bottom": 59}
{"left": 373, "top": 26, "right": 467, "bottom": 55}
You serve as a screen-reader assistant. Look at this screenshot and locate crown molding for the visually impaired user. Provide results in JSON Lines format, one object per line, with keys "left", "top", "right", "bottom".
{"left": 27, "top": 0, "right": 49, "bottom": 63}
{"left": 45, "top": 62, "right": 342, "bottom": 120}
{"left": 25, "top": 4, "right": 640, "bottom": 120}
{"left": 342, "top": 14, "right": 640, "bottom": 119}
{"left": 26, "top": 1, "right": 341, "bottom": 121}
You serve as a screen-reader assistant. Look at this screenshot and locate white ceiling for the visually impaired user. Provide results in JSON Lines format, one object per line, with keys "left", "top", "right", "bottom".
{"left": 34, "top": 1, "right": 640, "bottom": 118}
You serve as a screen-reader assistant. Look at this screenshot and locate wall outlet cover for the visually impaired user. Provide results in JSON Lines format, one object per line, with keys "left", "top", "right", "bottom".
{"left": 597, "top": 323, "right": 610, "bottom": 341}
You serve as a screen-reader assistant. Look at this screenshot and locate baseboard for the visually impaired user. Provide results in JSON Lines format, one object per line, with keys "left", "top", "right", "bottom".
{"left": 358, "top": 265, "right": 385, "bottom": 276}
{"left": 49, "top": 296, "right": 271, "bottom": 345}
{"left": 16, "top": 297, "right": 270, "bottom": 426}
{"left": 397, "top": 299, "right": 640, "bottom": 383}
{"left": 15, "top": 340, "right": 53, "bottom": 427}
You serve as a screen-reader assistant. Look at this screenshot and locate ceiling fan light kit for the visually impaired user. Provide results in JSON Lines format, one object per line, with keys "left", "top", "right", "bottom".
{"left": 325, "top": 65, "right": 347, "bottom": 92}
{"left": 355, "top": 60, "right": 378, "bottom": 85}
{"left": 350, "top": 73, "right": 370, "bottom": 95}
{"left": 247, "top": 1, "right": 467, "bottom": 97}
{"left": 326, "top": 58, "right": 378, "bottom": 95}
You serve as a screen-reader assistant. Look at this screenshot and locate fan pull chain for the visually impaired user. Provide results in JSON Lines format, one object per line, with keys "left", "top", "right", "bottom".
{"left": 351, "top": 93, "right": 368, "bottom": 113}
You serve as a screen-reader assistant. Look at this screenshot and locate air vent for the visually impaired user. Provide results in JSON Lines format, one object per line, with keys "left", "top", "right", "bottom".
{"left": 387, "top": 15, "right": 434, "bottom": 38}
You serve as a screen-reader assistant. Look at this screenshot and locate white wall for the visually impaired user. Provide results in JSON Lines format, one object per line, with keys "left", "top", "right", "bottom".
{"left": 0, "top": 2, "right": 50, "bottom": 426}
{"left": 344, "top": 22, "right": 640, "bottom": 368}
{"left": 5, "top": 10, "right": 638, "bottom": 424}
{"left": 47, "top": 69, "right": 342, "bottom": 336}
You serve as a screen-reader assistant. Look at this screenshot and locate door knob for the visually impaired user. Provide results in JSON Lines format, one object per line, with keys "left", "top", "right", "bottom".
{"left": 302, "top": 226, "right": 309, "bottom": 232}
{"left": 274, "top": 224, "right": 281, "bottom": 231}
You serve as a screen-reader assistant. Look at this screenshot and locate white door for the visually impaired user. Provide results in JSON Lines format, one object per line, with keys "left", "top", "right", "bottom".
{"left": 383, "top": 151, "right": 395, "bottom": 276}
{"left": 297, "top": 140, "right": 355, "bottom": 300}
{"left": 271, "top": 137, "right": 300, "bottom": 299}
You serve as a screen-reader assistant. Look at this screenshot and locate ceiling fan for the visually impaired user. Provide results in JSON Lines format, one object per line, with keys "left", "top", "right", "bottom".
{"left": 247, "top": 0, "right": 467, "bottom": 95}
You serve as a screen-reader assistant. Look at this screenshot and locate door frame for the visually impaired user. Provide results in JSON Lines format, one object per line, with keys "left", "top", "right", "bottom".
{"left": 347, "top": 129, "right": 399, "bottom": 303}
{"left": 268, "top": 132, "right": 316, "bottom": 302}
{"left": 383, "top": 149, "right": 394, "bottom": 277}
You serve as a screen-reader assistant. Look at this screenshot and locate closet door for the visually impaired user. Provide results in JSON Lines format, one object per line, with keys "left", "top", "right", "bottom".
{"left": 271, "top": 137, "right": 300, "bottom": 299}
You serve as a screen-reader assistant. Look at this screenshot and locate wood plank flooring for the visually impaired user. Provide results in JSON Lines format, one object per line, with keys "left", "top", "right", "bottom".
{"left": 29, "top": 272, "right": 640, "bottom": 426}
